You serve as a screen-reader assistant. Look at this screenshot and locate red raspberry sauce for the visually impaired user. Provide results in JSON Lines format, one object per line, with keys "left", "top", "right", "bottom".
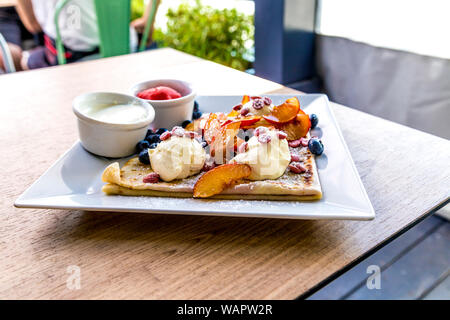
{"left": 137, "top": 86, "right": 182, "bottom": 100}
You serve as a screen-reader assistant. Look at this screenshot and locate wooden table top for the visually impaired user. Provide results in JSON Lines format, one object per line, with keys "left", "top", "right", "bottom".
{"left": 0, "top": 48, "right": 449, "bottom": 299}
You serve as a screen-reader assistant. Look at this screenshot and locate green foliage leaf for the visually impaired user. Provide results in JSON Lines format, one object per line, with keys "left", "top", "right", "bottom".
{"left": 154, "top": 0, "right": 254, "bottom": 71}
{"left": 131, "top": 0, "right": 145, "bottom": 21}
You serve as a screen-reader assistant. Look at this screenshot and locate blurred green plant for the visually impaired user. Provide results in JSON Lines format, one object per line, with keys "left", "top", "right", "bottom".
{"left": 153, "top": 0, "right": 254, "bottom": 71}
{"left": 131, "top": 0, "right": 145, "bottom": 21}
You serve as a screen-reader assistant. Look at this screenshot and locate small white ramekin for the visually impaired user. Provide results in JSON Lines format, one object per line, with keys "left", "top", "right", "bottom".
{"left": 73, "top": 92, "right": 155, "bottom": 158}
{"left": 130, "top": 79, "right": 196, "bottom": 130}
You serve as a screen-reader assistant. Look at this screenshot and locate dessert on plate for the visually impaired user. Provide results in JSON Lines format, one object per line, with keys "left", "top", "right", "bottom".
{"left": 102, "top": 96, "right": 324, "bottom": 200}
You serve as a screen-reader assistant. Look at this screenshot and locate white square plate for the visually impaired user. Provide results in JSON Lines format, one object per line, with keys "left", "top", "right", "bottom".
{"left": 15, "top": 95, "right": 374, "bottom": 220}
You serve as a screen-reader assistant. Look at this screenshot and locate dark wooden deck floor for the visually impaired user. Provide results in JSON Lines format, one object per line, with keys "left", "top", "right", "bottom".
{"left": 308, "top": 214, "right": 450, "bottom": 300}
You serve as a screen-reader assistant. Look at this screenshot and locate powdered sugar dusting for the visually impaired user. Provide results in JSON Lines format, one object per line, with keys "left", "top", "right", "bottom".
{"left": 114, "top": 144, "right": 319, "bottom": 197}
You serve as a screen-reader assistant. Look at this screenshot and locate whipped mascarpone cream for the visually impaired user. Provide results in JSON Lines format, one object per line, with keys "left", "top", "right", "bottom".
{"left": 231, "top": 130, "right": 290, "bottom": 180}
{"left": 149, "top": 136, "right": 206, "bottom": 182}
{"left": 243, "top": 100, "right": 273, "bottom": 116}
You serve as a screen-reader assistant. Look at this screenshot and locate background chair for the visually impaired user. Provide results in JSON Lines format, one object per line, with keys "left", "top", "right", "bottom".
{"left": 0, "top": 32, "right": 16, "bottom": 73}
{"left": 55, "top": 0, "right": 158, "bottom": 65}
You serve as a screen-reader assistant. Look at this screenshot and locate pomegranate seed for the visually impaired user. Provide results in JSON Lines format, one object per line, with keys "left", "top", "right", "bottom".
{"left": 290, "top": 153, "right": 301, "bottom": 162}
{"left": 300, "top": 137, "right": 309, "bottom": 147}
{"left": 184, "top": 131, "right": 196, "bottom": 139}
{"left": 238, "top": 142, "right": 248, "bottom": 153}
{"left": 289, "top": 163, "right": 307, "bottom": 174}
{"left": 297, "top": 163, "right": 307, "bottom": 172}
{"left": 252, "top": 99, "right": 264, "bottom": 110}
{"left": 233, "top": 104, "right": 243, "bottom": 111}
{"left": 171, "top": 126, "right": 185, "bottom": 137}
{"left": 143, "top": 172, "right": 160, "bottom": 183}
{"left": 250, "top": 96, "right": 262, "bottom": 100}
{"left": 288, "top": 164, "right": 301, "bottom": 174}
{"left": 278, "top": 131, "right": 288, "bottom": 139}
{"left": 258, "top": 134, "right": 272, "bottom": 144}
{"left": 288, "top": 139, "right": 301, "bottom": 148}
{"left": 254, "top": 126, "right": 268, "bottom": 137}
{"left": 160, "top": 131, "right": 172, "bottom": 141}
{"left": 263, "top": 97, "right": 272, "bottom": 105}
{"left": 240, "top": 107, "right": 250, "bottom": 116}
{"left": 202, "top": 162, "right": 216, "bottom": 172}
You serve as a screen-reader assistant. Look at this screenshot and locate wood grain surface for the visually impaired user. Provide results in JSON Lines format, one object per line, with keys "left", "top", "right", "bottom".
{"left": 0, "top": 48, "right": 449, "bottom": 299}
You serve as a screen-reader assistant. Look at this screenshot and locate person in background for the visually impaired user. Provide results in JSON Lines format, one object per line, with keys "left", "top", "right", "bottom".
{"left": 17, "top": 0, "right": 99, "bottom": 69}
{"left": 14, "top": 0, "right": 159, "bottom": 71}
{"left": 132, "top": 0, "right": 161, "bottom": 49}
{"left": 0, "top": 4, "right": 39, "bottom": 72}
{"left": 131, "top": 0, "right": 159, "bottom": 33}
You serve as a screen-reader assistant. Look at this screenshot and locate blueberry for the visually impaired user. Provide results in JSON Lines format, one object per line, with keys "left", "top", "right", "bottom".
{"left": 193, "top": 111, "right": 202, "bottom": 120}
{"left": 149, "top": 142, "right": 159, "bottom": 149}
{"left": 238, "top": 129, "right": 253, "bottom": 142}
{"left": 136, "top": 139, "right": 150, "bottom": 152}
{"left": 308, "top": 138, "right": 324, "bottom": 156}
{"left": 181, "top": 120, "right": 192, "bottom": 128}
{"left": 243, "top": 129, "right": 253, "bottom": 141}
{"left": 146, "top": 129, "right": 154, "bottom": 137}
{"left": 194, "top": 101, "right": 199, "bottom": 112}
{"left": 138, "top": 149, "right": 150, "bottom": 164}
{"left": 155, "top": 128, "right": 168, "bottom": 135}
{"left": 146, "top": 133, "right": 161, "bottom": 144}
{"left": 310, "top": 114, "right": 319, "bottom": 129}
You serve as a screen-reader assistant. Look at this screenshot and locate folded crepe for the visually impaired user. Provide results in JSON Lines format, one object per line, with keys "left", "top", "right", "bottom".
{"left": 102, "top": 145, "right": 322, "bottom": 201}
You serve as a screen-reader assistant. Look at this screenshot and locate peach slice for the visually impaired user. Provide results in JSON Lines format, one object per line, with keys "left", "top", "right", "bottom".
{"left": 228, "top": 109, "right": 240, "bottom": 117}
{"left": 185, "top": 121, "right": 195, "bottom": 131}
{"left": 234, "top": 137, "right": 245, "bottom": 151}
{"left": 185, "top": 118, "right": 208, "bottom": 134}
{"left": 220, "top": 119, "right": 233, "bottom": 127}
{"left": 210, "top": 121, "right": 241, "bottom": 157}
{"left": 240, "top": 118, "right": 273, "bottom": 130}
{"left": 281, "top": 114, "right": 311, "bottom": 140}
{"left": 222, "top": 116, "right": 262, "bottom": 129}
{"left": 296, "top": 113, "right": 311, "bottom": 135}
{"left": 216, "top": 112, "right": 228, "bottom": 121}
{"left": 263, "top": 97, "right": 300, "bottom": 124}
{"left": 193, "top": 164, "right": 251, "bottom": 198}
{"left": 204, "top": 113, "right": 218, "bottom": 129}
{"left": 241, "top": 95, "right": 251, "bottom": 105}
{"left": 287, "top": 97, "right": 301, "bottom": 109}
{"left": 203, "top": 113, "right": 221, "bottom": 143}
{"left": 239, "top": 116, "right": 261, "bottom": 128}
{"left": 297, "top": 107, "right": 307, "bottom": 116}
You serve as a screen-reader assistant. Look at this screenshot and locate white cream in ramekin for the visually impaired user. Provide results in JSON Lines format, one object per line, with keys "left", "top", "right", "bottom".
{"left": 130, "top": 79, "right": 196, "bottom": 130}
{"left": 73, "top": 92, "right": 155, "bottom": 158}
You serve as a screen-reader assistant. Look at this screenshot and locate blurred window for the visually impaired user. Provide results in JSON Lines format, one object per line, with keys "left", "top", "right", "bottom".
{"left": 317, "top": 0, "right": 450, "bottom": 59}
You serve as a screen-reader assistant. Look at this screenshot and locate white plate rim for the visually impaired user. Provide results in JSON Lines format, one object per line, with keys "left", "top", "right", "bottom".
{"left": 14, "top": 94, "right": 375, "bottom": 220}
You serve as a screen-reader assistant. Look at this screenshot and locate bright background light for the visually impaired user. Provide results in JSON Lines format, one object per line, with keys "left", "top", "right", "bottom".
{"left": 318, "top": 0, "right": 450, "bottom": 59}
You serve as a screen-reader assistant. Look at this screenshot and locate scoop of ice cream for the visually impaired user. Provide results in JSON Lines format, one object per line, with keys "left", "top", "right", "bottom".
{"left": 137, "top": 86, "right": 182, "bottom": 100}
{"left": 149, "top": 136, "right": 205, "bottom": 182}
{"left": 243, "top": 98, "right": 274, "bottom": 116}
{"left": 231, "top": 129, "right": 290, "bottom": 180}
